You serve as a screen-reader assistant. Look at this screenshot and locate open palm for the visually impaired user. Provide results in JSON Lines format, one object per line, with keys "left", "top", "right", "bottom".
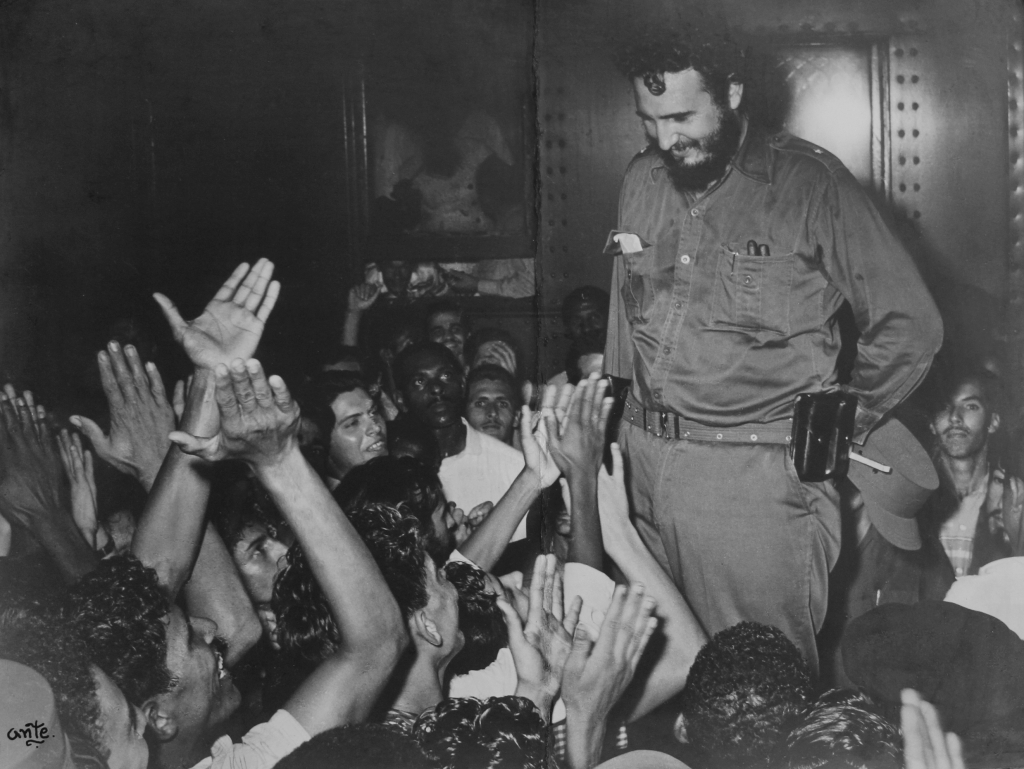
{"left": 154, "top": 259, "right": 280, "bottom": 370}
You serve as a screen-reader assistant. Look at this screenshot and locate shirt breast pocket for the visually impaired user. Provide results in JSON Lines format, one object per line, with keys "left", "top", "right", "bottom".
{"left": 621, "top": 244, "right": 660, "bottom": 326}
{"left": 710, "top": 242, "right": 795, "bottom": 335}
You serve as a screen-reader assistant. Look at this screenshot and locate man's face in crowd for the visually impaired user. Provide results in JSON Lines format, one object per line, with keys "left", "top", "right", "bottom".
{"left": 92, "top": 666, "right": 148, "bottom": 769}
{"left": 400, "top": 349, "right": 465, "bottom": 430}
{"left": 328, "top": 389, "right": 388, "bottom": 479}
{"left": 931, "top": 380, "right": 999, "bottom": 460}
{"left": 148, "top": 607, "right": 240, "bottom": 747}
{"left": 381, "top": 261, "right": 412, "bottom": 297}
{"left": 231, "top": 523, "right": 292, "bottom": 606}
{"left": 634, "top": 68, "right": 743, "bottom": 192}
{"left": 427, "top": 311, "right": 467, "bottom": 365}
{"left": 565, "top": 300, "right": 608, "bottom": 342}
{"left": 465, "top": 377, "right": 517, "bottom": 444}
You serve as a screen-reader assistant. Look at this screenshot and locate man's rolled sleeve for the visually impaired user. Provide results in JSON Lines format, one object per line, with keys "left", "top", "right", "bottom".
{"left": 812, "top": 168, "right": 943, "bottom": 439}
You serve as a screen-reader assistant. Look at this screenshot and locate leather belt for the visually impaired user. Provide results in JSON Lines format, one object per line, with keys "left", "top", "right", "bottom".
{"left": 623, "top": 396, "right": 793, "bottom": 445}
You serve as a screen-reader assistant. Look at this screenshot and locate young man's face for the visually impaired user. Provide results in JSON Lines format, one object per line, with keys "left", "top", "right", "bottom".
{"left": 400, "top": 349, "right": 465, "bottom": 430}
{"left": 426, "top": 311, "right": 467, "bottom": 365}
{"left": 150, "top": 607, "right": 240, "bottom": 748}
{"left": 634, "top": 68, "right": 743, "bottom": 191}
{"left": 465, "top": 377, "right": 518, "bottom": 444}
{"left": 328, "top": 389, "right": 388, "bottom": 479}
{"left": 930, "top": 380, "right": 999, "bottom": 460}
{"left": 381, "top": 261, "right": 413, "bottom": 297}
{"left": 231, "top": 523, "right": 291, "bottom": 606}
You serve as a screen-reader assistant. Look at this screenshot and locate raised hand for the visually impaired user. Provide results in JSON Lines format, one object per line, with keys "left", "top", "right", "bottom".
{"left": 901, "top": 689, "right": 965, "bottom": 769}
{"left": 57, "top": 429, "right": 102, "bottom": 549}
{"left": 169, "top": 358, "right": 299, "bottom": 468}
{"left": 519, "top": 404, "right": 561, "bottom": 490}
{"left": 154, "top": 259, "right": 280, "bottom": 370}
{"left": 496, "top": 553, "right": 582, "bottom": 721}
{"left": 542, "top": 374, "right": 614, "bottom": 482}
{"left": 0, "top": 393, "right": 69, "bottom": 533}
{"left": 71, "top": 343, "right": 176, "bottom": 490}
{"left": 347, "top": 282, "right": 381, "bottom": 314}
{"left": 562, "top": 582, "right": 658, "bottom": 726}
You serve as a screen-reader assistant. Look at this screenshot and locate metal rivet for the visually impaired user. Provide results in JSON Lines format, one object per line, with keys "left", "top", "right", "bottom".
{"left": 750, "top": 435, "right": 758, "bottom": 441}
{"left": 897, "top": 102, "right": 905, "bottom": 110}
{"left": 911, "top": 75, "right": 919, "bottom": 83}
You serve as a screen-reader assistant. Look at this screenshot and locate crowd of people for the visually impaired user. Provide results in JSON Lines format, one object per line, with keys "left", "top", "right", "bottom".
{"left": 5, "top": 12, "right": 1024, "bottom": 769}
{"left": 0, "top": 256, "right": 1008, "bottom": 769}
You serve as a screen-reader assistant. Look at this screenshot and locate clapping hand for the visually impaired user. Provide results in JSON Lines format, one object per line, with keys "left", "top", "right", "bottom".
{"left": 562, "top": 582, "right": 657, "bottom": 723}
{"left": 496, "top": 553, "right": 583, "bottom": 722}
{"left": 902, "top": 689, "right": 965, "bottom": 769}
{"left": 542, "top": 374, "right": 613, "bottom": 482}
{"left": 519, "top": 403, "right": 561, "bottom": 491}
{"left": 56, "top": 429, "right": 102, "bottom": 549}
{"left": 154, "top": 259, "right": 280, "bottom": 370}
{"left": 71, "top": 343, "right": 175, "bottom": 490}
{"left": 169, "top": 358, "right": 299, "bottom": 468}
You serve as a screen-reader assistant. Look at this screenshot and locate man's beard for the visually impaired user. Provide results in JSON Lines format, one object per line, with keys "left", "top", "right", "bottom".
{"left": 652, "top": 107, "right": 743, "bottom": 193}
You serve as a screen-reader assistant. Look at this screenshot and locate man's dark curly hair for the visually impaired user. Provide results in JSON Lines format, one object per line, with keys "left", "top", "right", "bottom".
{"left": 272, "top": 503, "right": 428, "bottom": 666}
{"left": 444, "top": 561, "right": 508, "bottom": 678}
{"left": 413, "top": 696, "right": 548, "bottom": 769}
{"left": 68, "top": 554, "right": 174, "bottom": 705}
{"left": 275, "top": 723, "right": 432, "bottom": 769}
{"left": 612, "top": 9, "right": 746, "bottom": 106}
{"left": 0, "top": 606, "right": 106, "bottom": 759}
{"left": 679, "top": 622, "right": 813, "bottom": 768}
{"left": 335, "top": 456, "right": 450, "bottom": 563}
{"left": 779, "top": 689, "right": 901, "bottom": 769}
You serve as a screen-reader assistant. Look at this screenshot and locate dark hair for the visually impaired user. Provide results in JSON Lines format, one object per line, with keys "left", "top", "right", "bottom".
{"left": 387, "top": 413, "right": 443, "bottom": 471}
{"left": 413, "top": 696, "right": 548, "bottom": 769}
{"left": 927, "top": 365, "right": 1003, "bottom": 419}
{"left": 444, "top": 562, "right": 508, "bottom": 678}
{"left": 0, "top": 606, "right": 106, "bottom": 758}
{"left": 679, "top": 622, "right": 813, "bottom": 768}
{"left": 779, "top": 689, "right": 901, "bottom": 769}
{"left": 276, "top": 723, "right": 432, "bottom": 769}
{"left": 68, "top": 554, "right": 174, "bottom": 705}
{"left": 561, "top": 286, "right": 610, "bottom": 326}
{"left": 393, "top": 341, "right": 464, "bottom": 393}
{"left": 613, "top": 10, "right": 746, "bottom": 106}
{"left": 335, "top": 456, "right": 450, "bottom": 563}
{"left": 565, "top": 332, "right": 606, "bottom": 385}
{"left": 209, "top": 471, "right": 289, "bottom": 552}
{"left": 272, "top": 503, "right": 429, "bottom": 666}
{"left": 424, "top": 298, "right": 468, "bottom": 329}
{"left": 465, "top": 364, "right": 522, "bottom": 407}
{"left": 297, "top": 370, "right": 372, "bottom": 446}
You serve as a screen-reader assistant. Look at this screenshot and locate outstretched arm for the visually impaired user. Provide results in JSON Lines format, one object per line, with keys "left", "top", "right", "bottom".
{"left": 171, "top": 360, "right": 407, "bottom": 735}
{"left": 597, "top": 443, "right": 707, "bottom": 722}
{"left": 341, "top": 283, "right": 380, "bottom": 347}
{"left": 456, "top": 404, "right": 560, "bottom": 570}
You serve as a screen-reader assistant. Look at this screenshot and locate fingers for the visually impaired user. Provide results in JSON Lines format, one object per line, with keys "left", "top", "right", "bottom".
{"left": 70, "top": 415, "right": 110, "bottom": 454}
{"left": 564, "top": 595, "right": 583, "bottom": 639}
{"left": 918, "top": 697, "right": 953, "bottom": 769}
{"left": 610, "top": 442, "right": 624, "bottom": 481}
{"left": 172, "top": 380, "right": 186, "bottom": 421}
{"left": 243, "top": 260, "right": 274, "bottom": 312}
{"left": 213, "top": 364, "right": 242, "bottom": 419}
{"left": 945, "top": 733, "right": 965, "bottom": 769}
{"left": 496, "top": 594, "right": 527, "bottom": 644}
{"left": 168, "top": 430, "right": 220, "bottom": 459}
{"left": 152, "top": 293, "right": 186, "bottom": 337}
{"left": 232, "top": 258, "right": 269, "bottom": 309}
{"left": 256, "top": 280, "right": 281, "bottom": 323}
{"left": 248, "top": 359, "right": 274, "bottom": 408}
{"left": 228, "top": 359, "right": 257, "bottom": 413}
{"left": 123, "top": 345, "right": 151, "bottom": 399}
{"left": 542, "top": 554, "right": 557, "bottom": 618}
{"left": 214, "top": 262, "right": 251, "bottom": 302}
{"left": 267, "top": 374, "right": 295, "bottom": 413}
{"left": 146, "top": 361, "right": 168, "bottom": 404}
{"left": 551, "top": 563, "right": 565, "bottom": 624}
{"left": 96, "top": 349, "right": 125, "bottom": 411}
{"left": 57, "top": 428, "right": 74, "bottom": 474}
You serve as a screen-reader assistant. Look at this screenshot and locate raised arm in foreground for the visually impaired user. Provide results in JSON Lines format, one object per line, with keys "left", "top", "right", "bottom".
{"left": 172, "top": 359, "right": 407, "bottom": 734}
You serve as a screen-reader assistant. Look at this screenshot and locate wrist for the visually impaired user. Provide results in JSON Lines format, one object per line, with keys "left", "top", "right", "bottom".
{"left": 252, "top": 443, "right": 304, "bottom": 478}
{"left": 514, "top": 683, "right": 554, "bottom": 723}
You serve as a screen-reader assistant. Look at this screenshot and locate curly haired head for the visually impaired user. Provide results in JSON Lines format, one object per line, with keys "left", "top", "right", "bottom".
{"left": 67, "top": 554, "right": 174, "bottom": 705}
{"left": 275, "top": 723, "right": 432, "bottom": 769}
{"left": 414, "top": 696, "right": 548, "bottom": 769}
{"left": 0, "top": 606, "right": 106, "bottom": 758}
{"left": 444, "top": 561, "right": 508, "bottom": 678}
{"left": 679, "top": 622, "right": 813, "bottom": 768}
{"left": 779, "top": 689, "right": 901, "bottom": 769}
{"left": 273, "top": 503, "right": 428, "bottom": 665}
{"left": 335, "top": 456, "right": 450, "bottom": 563}
{"left": 612, "top": 6, "right": 746, "bottom": 106}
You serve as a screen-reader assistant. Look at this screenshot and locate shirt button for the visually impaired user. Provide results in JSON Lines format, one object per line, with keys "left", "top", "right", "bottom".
{"left": 690, "top": 208, "right": 700, "bottom": 217}
{"left": 750, "top": 434, "right": 758, "bottom": 441}
{"left": 716, "top": 433, "right": 723, "bottom": 440}
{"left": 743, "top": 275, "right": 753, "bottom": 285}
{"left": 680, "top": 254, "right": 691, "bottom": 264}
{"left": 675, "top": 302, "right": 682, "bottom": 309}
{"left": 958, "top": 524, "right": 967, "bottom": 531}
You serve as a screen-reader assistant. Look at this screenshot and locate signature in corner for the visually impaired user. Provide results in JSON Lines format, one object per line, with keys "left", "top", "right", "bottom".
{"left": 7, "top": 721, "right": 50, "bottom": 747}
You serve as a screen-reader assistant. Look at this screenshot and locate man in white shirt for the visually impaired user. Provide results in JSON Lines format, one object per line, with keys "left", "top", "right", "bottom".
{"left": 394, "top": 341, "right": 528, "bottom": 540}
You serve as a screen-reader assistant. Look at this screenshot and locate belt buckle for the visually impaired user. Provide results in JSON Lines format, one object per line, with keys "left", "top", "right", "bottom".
{"left": 659, "top": 410, "right": 670, "bottom": 438}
